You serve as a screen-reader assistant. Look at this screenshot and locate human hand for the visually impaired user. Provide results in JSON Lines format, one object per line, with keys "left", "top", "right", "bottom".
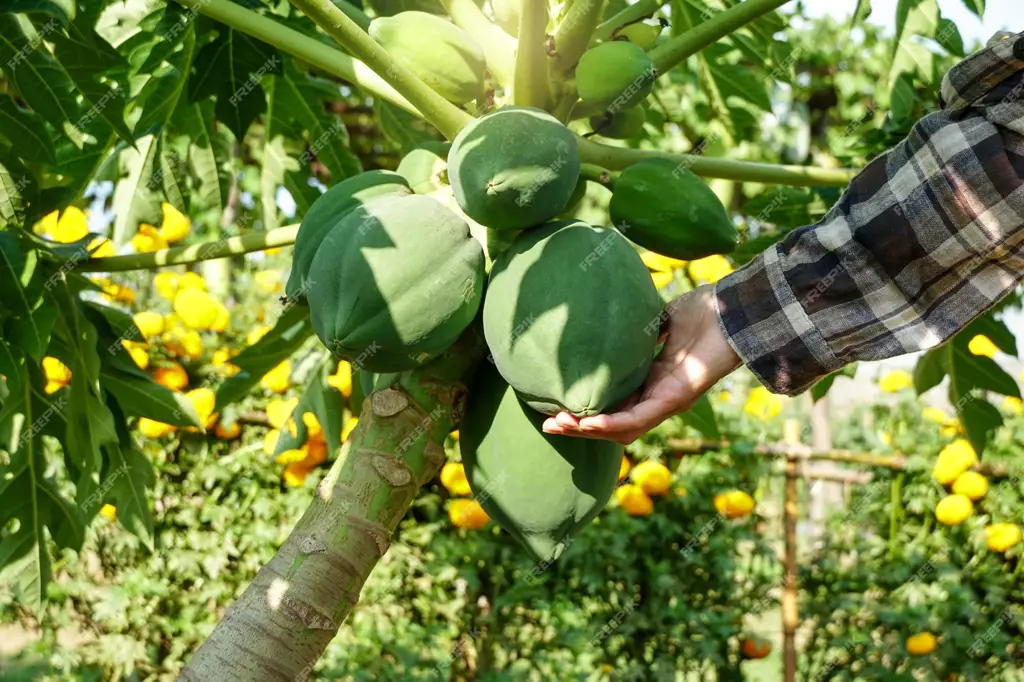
{"left": 541, "top": 284, "right": 742, "bottom": 444}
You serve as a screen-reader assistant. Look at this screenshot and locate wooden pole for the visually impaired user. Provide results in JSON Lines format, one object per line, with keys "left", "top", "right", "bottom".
{"left": 782, "top": 420, "right": 800, "bottom": 682}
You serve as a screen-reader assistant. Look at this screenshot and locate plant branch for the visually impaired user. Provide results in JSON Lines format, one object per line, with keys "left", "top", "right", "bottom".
{"left": 579, "top": 163, "right": 615, "bottom": 189}
{"left": 551, "top": 0, "right": 606, "bottom": 75}
{"left": 591, "top": 0, "right": 662, "bottom": 44}
{"left": 577, "top": 137, "right": 855, "bottom": 187}
{"left": 440, "top": 0, "right": 516, "bottom": 88}
{"left": 77, "top": 225, "right": 298, "bottom": 272}
{"left": 648, "top": 0, "right": 791, "bottom": 75}
{"left": 289, "top": 0, "right": 473, "bottom": 139}
{"left": 514, "top": 0, "right": 552, "bottom": 108}
{"left": 174, "top": 0, "right": 418, "bottom": 117}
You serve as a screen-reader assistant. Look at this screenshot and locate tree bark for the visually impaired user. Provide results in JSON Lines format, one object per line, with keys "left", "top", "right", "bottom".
{"left": 180, "top": 335, "right": 483, "bottom": 681}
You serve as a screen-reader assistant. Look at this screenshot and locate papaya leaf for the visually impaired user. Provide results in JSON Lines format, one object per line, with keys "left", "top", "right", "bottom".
{"left": 680, "top": 394, "right": 720, "bottom": 441}
{"left": 154, "top": 133, "right": 189, "bottom": 212}
{"left": 171, "top": 100, "right": 229, "bottom": 215}
{"left": 109, "top": 135, "right": 163, "bottom": 246}
{"left": 706, "top": 62, "right": 773, "bottom": 113}
{"left": 377, "top": 99, "right": 435, "bottom": 154}
{"left": 0, "top": 151, "right": 37, "bottom": 227}
{"left": 891, "top": 0, "right": 939, "bottom": 88}
{"left": 132, "top": 25, "right": 197, "bottom": 138}
{"left": 0, "top": 94, "right": 57, "bottom": 165}
{"left": 215, "top": 304, "right": 314, "bottom": 409}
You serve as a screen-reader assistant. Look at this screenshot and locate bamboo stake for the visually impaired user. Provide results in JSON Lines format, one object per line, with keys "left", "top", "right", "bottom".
{"left": 781, "top": 419, "right": 800, "bottom": 682}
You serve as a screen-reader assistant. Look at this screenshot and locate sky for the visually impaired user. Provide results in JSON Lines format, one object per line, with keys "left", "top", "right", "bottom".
{"left": 803, "top": 0, "right": 1017, "bottom": 45}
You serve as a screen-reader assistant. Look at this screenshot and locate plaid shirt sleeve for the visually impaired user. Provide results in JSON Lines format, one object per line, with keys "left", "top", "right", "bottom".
{"left": 714, "top": 32, "right": 1024, "bottom": 396}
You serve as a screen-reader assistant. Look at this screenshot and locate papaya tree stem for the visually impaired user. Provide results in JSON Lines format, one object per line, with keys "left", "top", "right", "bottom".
{"left": 577, "top": 137, "right": 855, "bottom": 187}
{"left": 439, "top": 0, "right": 517, "bottom": 88}
{"left": 514, "top": 0, "right": 552, "bottom": 108}
{"left": 181, "top": 336, "right": 485, "bottom": 681}
{"left": 289, "top": 0, "right": 473, "bottom": 139}
{"left": 77, "top": 225, "right": 298, "bottom": 272}
{"left": 591, "top": 0, "right": 663, "bottom": 44}
{"left": 551, "top": 0, "right": 607, "bottom": 75}
{"left": 579, "top": 163, "right": 616, "bottom": 189}
{"left": 648, "top": 0, "right": 791, "bottom": 75}
{"left": 173, "top": 0, "right": 418, "bottom": 117}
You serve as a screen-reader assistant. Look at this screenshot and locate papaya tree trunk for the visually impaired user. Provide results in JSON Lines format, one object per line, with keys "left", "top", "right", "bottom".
{"left": 180, "top": 335, "right": 483, "bottom": 681}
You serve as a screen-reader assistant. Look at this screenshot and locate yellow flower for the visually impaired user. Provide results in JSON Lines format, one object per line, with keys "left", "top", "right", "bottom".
{"left": 246, "top": 325, "right": 272, "bottom": 346}
{"left": 615, "top": 484, "right": 654, "bottom": 516}
{"left": 185, "top": 387, "right": 217, "bottom": 428}
{"left": 922, "top": 407, "right": 949, "bottom": 424}
{"left": 263, "top": 429, "right": 281, "bottom": 456}
{"left": 631, "top": 460, "right": 672, "bottom": 495}
{"left": 42, "top": 356, "right": 72, "bottom": 385}
{"left": 179, "top": 272, "right": 206, "bottom": 291}
{"left": 133, "top": 312, "right": 165, "bottom": 339}
{"left": 718, "top": 391, "right": 732, "bottom": 403}
{"left": 215, "top": 421, "right": 241, "bottom": 440}
{"left": 618, "top": 456, "right": 631, "bottom": 481}
{"left": 1002, "top": 396, "right": 1023, "bottom": 415}
{"left": 449, "top": 499, "right": 490, "bottom": 529}
{"left": 153, "top": 272, "right": 180, "bottom": 300}
{"left": 266, "top": 398, "right": 299, "bottom": 430}
{"left": 173, "top": 288, "right": 227, "bottom": 331}
{"left": 254, "top": 270, "right": 283, "bottom": 294}
{"left": 89, "top": 237, "right": 116, "bottom": 258}
{"left": 138, "top": 418, "right": 176, "bottom": 439}
{"left": 932, "top": 439, "right": 977, "bottom": 485}
{"left": 302, "top": 437, "right": 328, "bottom": 466}
{"left": 951, "top": 471, "right": 988, "bottom": 500}
{"left": 99, "top": 504, "right": 117, "bottom": 521}
{"left": 150, "top": 361, "right": 189, "bottom": 391}
{"left": 327, "top": 360, "right": 353, "bottom": 398}
{"left": 967, "top": 334, "right": 998, "bottom": 359}
{"left": 744, "top": 386, "right": 782, "bottom": 421}
{"left": 651, "top": 271, "right": 674, "bottom": 289}
{"left": 261, "top": 360, "right": 291, "bottom": 393}
{"left": 450, "top": 430, "right": 459, "bottom": 441}
{"left": 34, "top": 209, "right": 58, "bottom": 236}
{"left": 157, "top": 202, "right": 191, "bottom": 243}
{"left": 440, "top": 462, "right": 472, "bottom": 496}
{"left": 210, "top": 304, "right": 230, "bottom": 333}
{"left": 123, "top": 341, "right": 149, "bottom": 370}
{"left": 211, "top": 347, "right": 239, "bottom": 376}
{"left": 935, "top": 494, "right": 973, "bottom": 526}
{"left": 906, "top": 632, "right": 937, "bottom": 656}
{"left": 714, "top": 490, "right": 755, "bottom": 519}
{"left": 880, "top": 431, "right": 893, "bottom": 446}
{"left": 282, "top": 462, "right": 315, "bottom": 487}
{"left": 640, "top": 251, "right": 685, "bottom": 273}
{"left": 878, "top": 370, "right": 913, "bottom": 393}
{"left": 302, "top": 412, "right": 323, "bottom": 440}
{"left": 688, "top": 255, "right": 733, "bottom": 283}
{"left": 163, "top": 327, "right": 203, "bottom": 359}
{"left": 985, "top": 523, "right": 1021, "bottom": 553}
{"left": 47, "top": 206, "right": 89, "bottom": 243}
{"left": 131, "top": 224, "right": 169, "bottom": 253}
{"left": 342, "top": 416, "right": 359, "bottom": 442}
{"left": 97, "top": 278, "right": 136, "bottom": 305}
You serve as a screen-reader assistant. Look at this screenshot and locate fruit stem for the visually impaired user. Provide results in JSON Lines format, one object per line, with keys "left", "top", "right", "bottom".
{"left": 591, "top": 0, "right": 663, "bottom": 44}
{"left": 77, "top": 224, "right": 298, "bottom": 272}
{"left": 289, "top": 0, "right": 474, "bottom": 139}
{"left": 513, "top": 0, "right": 553, "bottom": 109}
{"left": 579, "top": 163, "right": 616, "bottom": 189}
{"left": 440, "top": 0, "right": 517, "bottom": 88}
{"left": 551, "top": 0, "right": 607, "bottom": 75}
{"left": 576, "top": 137, "right": 856, "bottom": 187}
{"left": 648, "top": 0, "right": 791, "bottom": 75}
{"left": 174, "top": 0, "right": 417, "bottom": 116}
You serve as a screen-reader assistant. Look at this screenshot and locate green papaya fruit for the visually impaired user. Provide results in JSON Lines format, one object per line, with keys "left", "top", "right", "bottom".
{"left": 447, "top": 106, "right": 580, "bottom": 231}
{"left": 490, "top": 0, "right": 521, "bottom": 36}
{"left": 575, "top": 41, "right": 656, "bottom": 112}
{"left": 557, "top": 176, "right": 588, "bottom": 218}
{"left": 308, "top": 193, "right": 485, "bottom": 372}
{"left": 461, "top": 363, "right": 623, "bottom": 562}
{"left": 609, "top": 158, "right": 739, "bottom": 259}
{"left": 615, "top": 20, "right": 664, "bottom": 50}
{"left": 588, "top": 105, "right": 646, "bottom": 139}
{"left": 368, "top": 0, "right": 445, "bottom": 15}
{"left": 285, "top": 171, "right": 411, "bottom": 306}
{"left": 396, "top": 141, "right": 451, "bottom": 194}
{"left": 484, "top": 219, "right": 661, "bottom": 417}
{"left": 369, "top": 12, "right": 486, "bottom": 104}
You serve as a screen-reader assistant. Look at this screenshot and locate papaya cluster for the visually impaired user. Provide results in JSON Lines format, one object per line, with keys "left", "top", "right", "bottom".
{"left": 287, "top": 10, "right": 738, "bottom": 559}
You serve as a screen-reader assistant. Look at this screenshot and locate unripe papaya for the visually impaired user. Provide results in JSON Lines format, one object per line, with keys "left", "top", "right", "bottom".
{"left": 615, "top": 20, "right": 664, "bottom": 50}
{"left": 491, "top": 0, "right": 521, "bottom": 36}
{"left": 369, "top": 12, "right": 486, "bottom": 104}
{"left": 484, "top": 219, "right": 661, "bottom": 416}
{"left": 368, "top": 0, "right": 445, "bottom": 15}
{"left": 396, "top": 141, "right": 450, "bottom": 194}
{"left": 575, "top": 41, "right": 656, "bottom": 112}
{"left": 609, "top": 158, "right": 739, "bottom": 259}
{"left": 448, "top": 106, "right": 580, "bottom": 231}
{"left": 557, "top": 176, "right": 588, "bottom": 218}
{"left": 461, "top": 364, "right": 623, "bottom": 562}
{"left": 285, "top": 171, "right": 411, "bottom": 305}
{"left": 307, "top": 193, "right": 485, "bottom": 372}
{"left": 588, "top": 105, "right": 646, "bottom": 139}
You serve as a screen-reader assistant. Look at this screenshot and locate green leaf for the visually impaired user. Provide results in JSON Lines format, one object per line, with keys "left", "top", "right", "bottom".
{"left": 0, "top": 339, "right": 24, "bottom": 392}
{"left": 154, "top": 133, "right": 188, "bottom": 212}
{"left": 913, "top": 347, "right": 946, "bottom": 395}
{"left": 0, "top": 233, "right": 43, "bottom": 320}
{"left": 680, "top": 394, "right": 720, "bottom": 441}
{"left": 740, "top": 187, "right": 816, "bottom": 228}
{"left": 0, "top": 94, "right": 57, "bottom": 164}
{"left": 852, "top": 0, "right": 872, "bottom": 25}
{"left": 0, "top": 0, "right": 75, "bottom": 22}
{"left": 961, "top": 313, "right": 1017, "bottom": 356}
{"left": 215, "top": 304, "right": 314, "bottom": 409}
{"left": 934, "top": 18, "right": 964, "bottom": 57}
{"left": 707, "top": 62, "right": 773, "bottom": 112}
{"left": 890, "top": 73, "right": 917, "bottom": 122}
{"left": 958, "top": 0, "right": 984, "bottom": 18}
{"left": 891, "top": 0, "right": 939, "bottom": 88}
{"left": 0, "top": 150, "right": 37, "bottom": 227}
{"left": 188, "top": 27, "right": 283, "bottom": 140}
{"left": 811, "top": 364, "right": 858, "bottom": 403}
{"left": 171, "top": 100, "right": 229, "bottom": 214}
{"left": 377, "top": 100, "right": 435, "bottom": 154}
{"left": 949, "top": 346, "right": 1020, "bottom": 399}
{"left": 958, "top": 397, "right": 1001, "bottom": 456}
{"left": 5, "top": 300, "right": 57, "bottom": 363}
{"left": 98, "top": 404, "right": 155, "bottom": 548}
{"left": 273, "top": 355, "right": 343, "bottom": 461}
{"left": 0, "top": 15, "right": 85, "bottom": 148}
{"left": 101, "top": 369, "right": 202, "bottom": 428}
{"left": 109, "top": 135, "right": 162, "bottom": 246}
{"left": 133, "top": 24, "right": 197, "bottom": 137}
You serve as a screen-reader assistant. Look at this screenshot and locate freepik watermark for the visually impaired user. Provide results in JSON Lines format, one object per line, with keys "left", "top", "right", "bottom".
{"left": 228, "top": 55, "right": 281, "bottom": 106}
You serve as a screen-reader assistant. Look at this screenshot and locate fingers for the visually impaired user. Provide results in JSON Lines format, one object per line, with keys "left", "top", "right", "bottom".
{"left": 542, "top": 397, "right": 678, "bottom": 445}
